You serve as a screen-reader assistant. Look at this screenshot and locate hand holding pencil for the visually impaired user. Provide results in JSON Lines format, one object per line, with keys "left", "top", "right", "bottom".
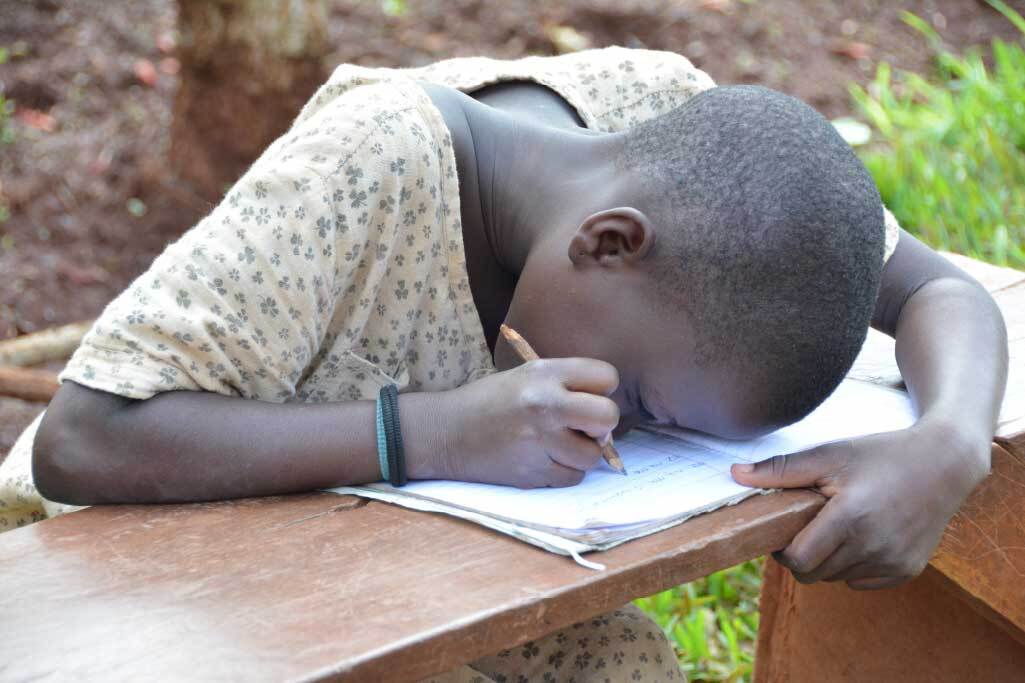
{"left": 428, "top": 328, "right": 623, "bottom": 488}
{"left": 500, "top": 324, "right": 628, "bottom": 476}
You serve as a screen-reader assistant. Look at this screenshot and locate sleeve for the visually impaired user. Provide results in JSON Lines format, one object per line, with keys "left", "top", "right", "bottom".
{"left": 882, "top": 206, "right": 901, "bottom": 266}
{"left": 58, "top": 88, "right": 392, "bottom": 402}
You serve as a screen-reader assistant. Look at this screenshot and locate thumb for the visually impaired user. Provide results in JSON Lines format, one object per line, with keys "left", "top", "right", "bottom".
{"left": 731, "top": 443, "right": 849, "bottom": 490}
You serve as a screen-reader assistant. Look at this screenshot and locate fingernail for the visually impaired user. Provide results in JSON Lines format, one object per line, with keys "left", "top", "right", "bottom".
{"left": 733, "top": 463, "right": 754, "bottom": 473}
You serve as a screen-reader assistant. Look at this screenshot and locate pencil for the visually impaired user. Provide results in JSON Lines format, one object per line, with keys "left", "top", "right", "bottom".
{"left": 499, "top": 324, "right": 628, "bottom": 476}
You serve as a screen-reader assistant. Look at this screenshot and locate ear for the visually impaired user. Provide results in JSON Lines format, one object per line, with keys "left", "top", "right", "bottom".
{"left": 567, "top": 207, "right": 655, "bottom": 268}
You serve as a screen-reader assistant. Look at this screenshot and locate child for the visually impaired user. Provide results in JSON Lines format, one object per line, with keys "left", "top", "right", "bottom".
{"left": 2, "top": 47, "right": 1007, "bottom": 681}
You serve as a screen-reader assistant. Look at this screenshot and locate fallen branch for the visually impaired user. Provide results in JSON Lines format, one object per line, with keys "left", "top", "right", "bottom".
{"left": 0, "top": 321, "right": 93, "bottom": 367}
{"left": 0, "top": 366, "right": 61, "bottom": 403}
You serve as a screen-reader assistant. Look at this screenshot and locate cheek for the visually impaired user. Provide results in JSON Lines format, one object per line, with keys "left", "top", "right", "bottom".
{"left": 492, "top": 338, "right": 518, "bottom": 371}
{"left": 608, "top": 384, "right": 645, "bottom": 436}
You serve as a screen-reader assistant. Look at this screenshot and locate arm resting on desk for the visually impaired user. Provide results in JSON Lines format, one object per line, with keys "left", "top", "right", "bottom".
{"left": 32, "top": 381, "right": 443, "bottom": 504}
{"left": 732, "top": 229, "right": 1008, "bottom": 589}
{"left": 873, "top": 229, "right": 1007, "bottom": 452}
{"left": 32, "top": 357, "right": 623, "bottom": 504}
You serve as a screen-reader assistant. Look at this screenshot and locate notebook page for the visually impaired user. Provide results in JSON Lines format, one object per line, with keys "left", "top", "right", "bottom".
{"left": 336, "top": 380, "right": 916, "bottom": 532}
{"left": 363, "top": 429, "right": 754, "bottom": 529}
{"left": 650, "top": 379, "right": 916, "bottom": 462}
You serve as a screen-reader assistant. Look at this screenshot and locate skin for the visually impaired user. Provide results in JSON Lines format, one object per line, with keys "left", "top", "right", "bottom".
{"left": 33, "top": 80, "right": 1007, "bottom": 590}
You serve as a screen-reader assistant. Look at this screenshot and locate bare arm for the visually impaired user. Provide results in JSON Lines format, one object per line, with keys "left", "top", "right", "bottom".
{"left": 33, "top": 358, "right": 620, "bottom": 505}
{"left": 872, "top": 229, "right": 1007, "bottom": 456}
{"left": 33, "top": 380, "right": 441, "bottom": 504}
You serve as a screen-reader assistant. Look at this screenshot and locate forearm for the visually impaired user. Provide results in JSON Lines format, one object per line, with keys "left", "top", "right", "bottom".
{"left": 894, "top": 277, "right": 1008, "bottom": 459}
{"left": 34, "top": 381, "right": 448, "bottom": 505}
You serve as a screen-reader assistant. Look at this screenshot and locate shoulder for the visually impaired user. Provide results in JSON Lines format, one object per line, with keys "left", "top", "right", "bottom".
{"left": 566, "top": 47, "right": 715, "bottom": 131}
{"left": 248, "top": 79, "right": 448, "bottom": 227}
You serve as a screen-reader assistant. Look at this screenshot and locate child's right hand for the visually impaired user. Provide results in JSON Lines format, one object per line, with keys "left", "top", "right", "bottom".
{"left": 431, "top": 358, "right": 620, "bottom": 488}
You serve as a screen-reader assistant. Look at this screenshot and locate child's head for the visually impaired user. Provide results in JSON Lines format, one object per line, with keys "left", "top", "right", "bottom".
{"left": 502, "top": 85, "right": 884, "bottom": 438}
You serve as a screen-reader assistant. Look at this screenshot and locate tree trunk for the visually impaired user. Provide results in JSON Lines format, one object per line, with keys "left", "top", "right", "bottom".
{"left": 171, "top": 0, "right": 330, "bottom": 201}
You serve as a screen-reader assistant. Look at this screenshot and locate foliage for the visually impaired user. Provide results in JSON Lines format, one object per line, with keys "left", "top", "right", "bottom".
{"left": 0, "top": 47, "right": 13, "bottom": 147}
{"left": 850, "top": 0, "right": 1025, "bottom": 267}
{"left": 0, "top": 47, "right": 12, "bottom": 225}
{"left": 634, "top": 558, "right": 763, "bottom": 682}
{"left": 381, "top": 0, "right": 408, "bottom": 17}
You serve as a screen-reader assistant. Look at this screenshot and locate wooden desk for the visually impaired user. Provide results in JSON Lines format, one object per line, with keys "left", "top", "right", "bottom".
{"left": 0, "top": 490, "right": 822, "bottom": 680}
{"left": 1, "top": 254, "right": 1021, "bottom": 682}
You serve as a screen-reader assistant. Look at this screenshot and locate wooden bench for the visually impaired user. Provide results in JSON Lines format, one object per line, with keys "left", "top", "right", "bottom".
{"left": 0, "top": 254, "right": 1021, "bottom": 682}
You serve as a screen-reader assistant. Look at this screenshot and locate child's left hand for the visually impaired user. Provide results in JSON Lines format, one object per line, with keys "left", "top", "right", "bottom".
{"left": 730, "top": 419, "right": 990, "bottom": 589}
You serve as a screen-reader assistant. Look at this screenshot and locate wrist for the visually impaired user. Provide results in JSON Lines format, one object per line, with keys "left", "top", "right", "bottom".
{"left": 396, "top": 390, "right": 452, "bottom": 481}
{"left": 913, "top": 412, "right": 992, "bottom": 487}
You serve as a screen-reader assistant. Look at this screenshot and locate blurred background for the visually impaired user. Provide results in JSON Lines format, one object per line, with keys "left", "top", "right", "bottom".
{"left": 1, "top": 1, "right": 1023, "bottom": 679}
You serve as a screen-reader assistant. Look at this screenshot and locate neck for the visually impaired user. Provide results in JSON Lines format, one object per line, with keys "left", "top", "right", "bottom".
{"left": 462, "top": 102, "right": 629, "bottom": 274}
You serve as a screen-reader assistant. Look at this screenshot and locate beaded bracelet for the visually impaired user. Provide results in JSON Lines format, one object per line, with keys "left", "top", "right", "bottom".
{"left": 378, "top": 383, "right": 407, "bottom": 486}
{"left": 375, "top": 393, "right": 390, "bottom": 482}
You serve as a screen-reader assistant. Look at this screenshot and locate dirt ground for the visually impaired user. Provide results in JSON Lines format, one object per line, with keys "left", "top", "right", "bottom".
{"left": 0, "top": 0, "right": 1022, "bottom": 453}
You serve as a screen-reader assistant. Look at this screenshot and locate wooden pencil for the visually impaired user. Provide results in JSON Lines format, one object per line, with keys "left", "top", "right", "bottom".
{"left": 499, "top": 324, "right": 628, "bottom": 476}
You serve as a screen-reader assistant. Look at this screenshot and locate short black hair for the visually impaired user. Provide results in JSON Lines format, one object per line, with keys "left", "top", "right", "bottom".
{"left": 618, "top": 85, "right": 884, "bottom": 427}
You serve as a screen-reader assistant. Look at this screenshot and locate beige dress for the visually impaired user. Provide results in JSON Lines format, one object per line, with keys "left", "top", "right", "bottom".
{"left": 0, "top": 46, "right": 901, "bottom": 682}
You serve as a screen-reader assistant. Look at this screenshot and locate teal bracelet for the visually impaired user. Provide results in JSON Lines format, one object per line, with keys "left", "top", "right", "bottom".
{"left": 375, "top": 395, "right": 390, "bottom": 481}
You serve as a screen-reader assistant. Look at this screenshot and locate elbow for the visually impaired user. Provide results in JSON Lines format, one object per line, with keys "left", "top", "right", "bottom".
{"left": 33, "top": 401, "right": 90, "bottom": 505}
{"left": 32, "top": 383, "right": 119, "bottom": 505}
{"left": 912, "top": 276, "right": 1009, "bottom": 366}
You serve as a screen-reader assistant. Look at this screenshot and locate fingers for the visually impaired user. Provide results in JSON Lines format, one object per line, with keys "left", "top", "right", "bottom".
{"left": 790, "top": 543, "right": 861, "bottom": 584}
{"left": 774, "top": 501, "right": 851, "bottom": 579}
{"left": 546, "top": 429, "right": 604, "bottom": 472}
{"left": 535, "top": 358, "right": 619, "bottom": 396}
{"left": 561, "top": 392, "right": 620, "bottom": 439}
{"left": 730, "top": 441, "right": 852, "bottom": 490}
{"left": 538, "top": 457, "right": 585, "bottom": 489}
{"left": 848, "top": 576, "right": 912, "bottom": 591}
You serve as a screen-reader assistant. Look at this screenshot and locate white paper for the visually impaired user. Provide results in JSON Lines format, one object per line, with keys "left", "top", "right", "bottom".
{"left": 331, "top": 379, "right": 916, "bottom": 538}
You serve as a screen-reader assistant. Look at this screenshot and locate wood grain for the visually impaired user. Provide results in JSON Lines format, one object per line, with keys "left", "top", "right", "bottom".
{"left": 0, "top": 320, "right": 92, "bottom": 367}
{"left": 754, "top": 559, "right": 1025, "bottom": 682}
{"left": 0, "top": 490, "right": 823, "bottom": 681}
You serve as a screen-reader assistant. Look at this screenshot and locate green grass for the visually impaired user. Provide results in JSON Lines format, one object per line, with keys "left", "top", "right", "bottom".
{"left": 0, "top": 46, "right": 13, "bottom": 225}
{"left": 634, "top": 558, "right": 763, "bottom": 682}
{"left": 850, "top": 0, "right": 1025, "bottom": 268}
{"left": 634, "top": 4, "right": 1025, "bottom": 679}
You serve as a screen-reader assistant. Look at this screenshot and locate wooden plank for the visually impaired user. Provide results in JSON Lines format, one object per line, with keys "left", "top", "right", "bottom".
{"left": 938, "top": 251, "right": 1025, "bottom": 293}
{"left": 931, "top": 442, "right": 1025, "bottom": 640}
{"left": 0, "top": 320, "right": 92, "bottom": 367}
{"left": 0, "top": 489, "right": 824, "bottom": 682}
{"left": 754, "top": 560, "right": 1025, "bottom": 682}
{"left": 0, "top": 366, "right": 60, "bottom": 402}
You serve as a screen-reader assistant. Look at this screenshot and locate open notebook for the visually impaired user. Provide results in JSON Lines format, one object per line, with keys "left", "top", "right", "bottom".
{"left": 329, "top": 379, "right": 916, "bottom": 569}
